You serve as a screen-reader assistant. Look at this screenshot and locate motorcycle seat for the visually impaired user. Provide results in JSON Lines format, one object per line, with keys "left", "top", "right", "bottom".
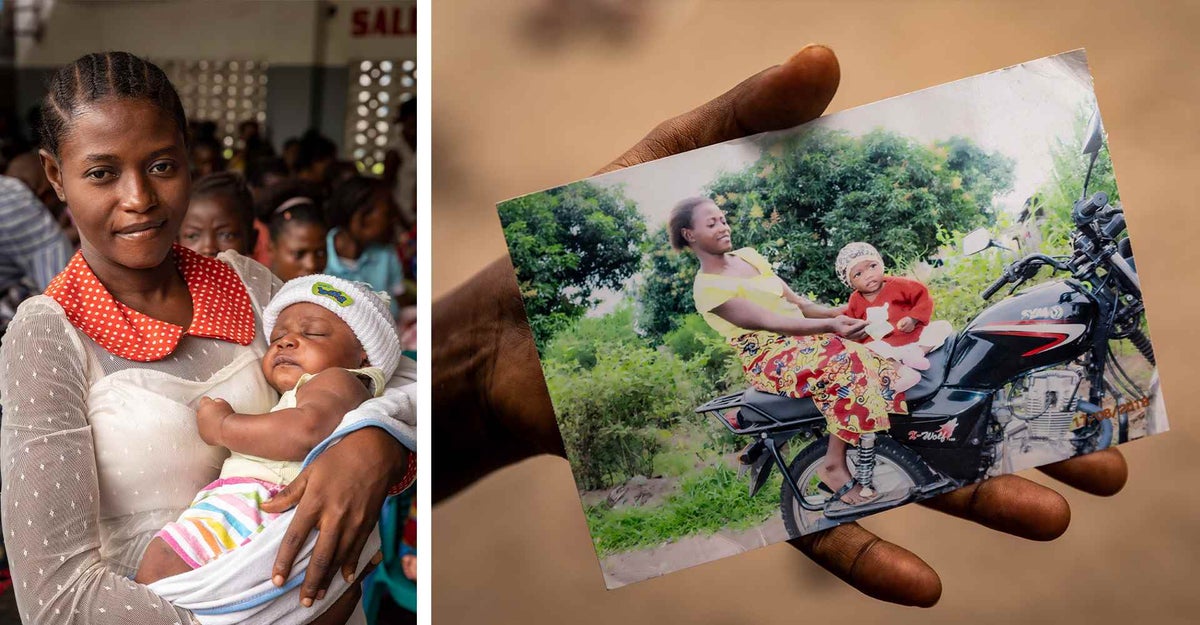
{"left": 903, "top": 334, "right": 956, "bottom": 404}
{"left": 733, "top": 334, "right": 957, "bottom": 428}
{"left": 736, "top": 389, "right": 824, "bottom": 427}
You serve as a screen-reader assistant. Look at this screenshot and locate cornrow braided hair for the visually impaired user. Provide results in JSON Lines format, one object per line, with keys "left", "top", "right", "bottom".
{"left": 38, "top": 51, "right": 188, "bottom": 157}
{"left": 191, "top": 171, "right": 256, "bottom": 238}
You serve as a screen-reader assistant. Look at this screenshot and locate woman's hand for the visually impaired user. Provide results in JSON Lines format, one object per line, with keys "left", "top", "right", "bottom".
{"left": 433, "top": 44, "right": 1128, "bottom": 607}
{"left": 261, "top": 428, "right": 408, "bottom": 606}
{"left": 828, "top": 315, "right": 869, "bottom": 340}
{"left": 196, "top": 396, "right": 234, "bottom": 446}
{"left": 306, "top": 551, "right": 383, "bottom": 625}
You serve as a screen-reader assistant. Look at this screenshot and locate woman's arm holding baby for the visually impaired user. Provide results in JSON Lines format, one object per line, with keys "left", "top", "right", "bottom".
{"left": 713, "top": 297, "right": 867, "bottom": 339}
{"left": 781, "top": 282, "right": 847, "bottom": 318}
{"left": 1, "top": 305, "right": 197, "bottom": 624}
{"left": 197, "top": 370, "right": 372, "bottom": 461}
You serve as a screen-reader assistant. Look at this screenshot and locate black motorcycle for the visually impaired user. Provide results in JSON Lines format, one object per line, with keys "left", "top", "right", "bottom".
{"left": 696, "top": 109, "right": 1157, "bottom": 535}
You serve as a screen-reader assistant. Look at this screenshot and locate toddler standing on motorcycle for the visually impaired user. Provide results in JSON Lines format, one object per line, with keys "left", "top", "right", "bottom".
{"left": 835, "top": 242, "right": 953, "bottom": 370}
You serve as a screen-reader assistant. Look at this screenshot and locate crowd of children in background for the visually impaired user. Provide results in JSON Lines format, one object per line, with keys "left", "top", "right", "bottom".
{"left": 0, "top": 100, "right": 419, "bottom": 623}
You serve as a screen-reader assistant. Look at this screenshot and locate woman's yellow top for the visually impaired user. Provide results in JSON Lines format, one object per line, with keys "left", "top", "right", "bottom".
{"left": 693, "top": 247, "right": 805, "bottom": 340}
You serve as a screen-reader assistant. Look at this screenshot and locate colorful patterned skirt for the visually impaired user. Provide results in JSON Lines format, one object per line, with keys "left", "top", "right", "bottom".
{"left": 733, "top": 332, "right": 907, "bottom": 445}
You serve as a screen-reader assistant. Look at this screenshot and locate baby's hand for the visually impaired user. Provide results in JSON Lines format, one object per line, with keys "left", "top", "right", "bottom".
{"left": 196, "top": 397, "right": 235, "bottom": 446}
{"left": 897, "top": 316, "right": 918, "bottom": 333}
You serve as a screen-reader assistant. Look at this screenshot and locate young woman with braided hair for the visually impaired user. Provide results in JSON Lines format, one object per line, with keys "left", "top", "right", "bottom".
{"left": 0, "top": 51, "right": 416, "bottom": 625}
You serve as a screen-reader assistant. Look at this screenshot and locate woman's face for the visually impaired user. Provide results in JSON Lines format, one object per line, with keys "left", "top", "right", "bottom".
{"left": 270, "top": 221, "right": 329, "bottom": 281}
{"left": 684, "top": 201, "right": 732, "bottom": 254}
{"left": 41, "top": 98, "right": 191, "bottom": 270}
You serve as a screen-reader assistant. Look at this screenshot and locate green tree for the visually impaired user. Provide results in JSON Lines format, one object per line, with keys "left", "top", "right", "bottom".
{"left": 499, "top": 182, "right": 647, "bottom": 345}
{"left": 639, "top": 128, "right": 1015, "bottom": 338}
{"left": 924, "top": 110, "right": 1119, "bottom": 328}
{"left": 1033, "top": 114, "right": 1120, "bottom": 255}
{"left": 638, "top": 228, "right": 700, "bottom": 339}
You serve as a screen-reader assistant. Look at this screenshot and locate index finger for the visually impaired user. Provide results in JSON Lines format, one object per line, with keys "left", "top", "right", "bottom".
{"left": 273, "top": 503, "right": 318, "bottom": 587}
{"left": 597, "top": 44, "right": 840, "bottom": 174}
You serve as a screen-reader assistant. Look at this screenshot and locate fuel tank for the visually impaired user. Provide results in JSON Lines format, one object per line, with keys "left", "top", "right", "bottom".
{"left": 945, "top": 280, "right": 1096, "bottom": 388}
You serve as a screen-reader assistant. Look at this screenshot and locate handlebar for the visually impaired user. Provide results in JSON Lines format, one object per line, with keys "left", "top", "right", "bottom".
{"left": 1074, "top": 191, "right": 1109, "bottom": 222}
{"left": 982, "top": 274, "right": 1009, "bottom": 300}
{"left": 1102, "top": 213, "right": 1126, "bottom": 239}
{"left": 980, "top": 254, "right": 1074, "bottom": 300}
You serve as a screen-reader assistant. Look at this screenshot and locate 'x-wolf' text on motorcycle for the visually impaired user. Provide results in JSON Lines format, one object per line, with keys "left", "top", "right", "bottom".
{"left": 696, "top": 110, "right": 1157, "bottom": 535}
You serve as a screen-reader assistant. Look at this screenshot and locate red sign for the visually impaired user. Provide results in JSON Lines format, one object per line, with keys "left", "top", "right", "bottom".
{"left": 351, "top": 5, "right": 417, "bottom": 38}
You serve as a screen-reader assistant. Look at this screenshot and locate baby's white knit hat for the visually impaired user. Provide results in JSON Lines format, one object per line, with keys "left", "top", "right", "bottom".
{"left": 262, "top": 274, "right": 401, "bottom": 379}
{"left": 835, "top": 242, "right": 885, "bottom": 286}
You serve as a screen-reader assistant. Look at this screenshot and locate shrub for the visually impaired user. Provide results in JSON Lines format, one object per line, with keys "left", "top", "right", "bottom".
{"left": 546, "top": 341, "right": 704, "bottom": 490}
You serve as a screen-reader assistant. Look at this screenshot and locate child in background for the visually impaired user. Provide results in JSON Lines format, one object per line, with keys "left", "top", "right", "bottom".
{"left": 179, "top": 171, "right": 256, "bottom": 258}
{"left": 267, "top": 194, "right": 329, "bottom": 281}
{"left": 245, "top": 156, "right": 292, "bottom": 266}
{"left": 135, "top": 274, "right": 404, "bottom": 583}
{"left": 836, "top": 242, "right": 953, "bottom": 370}
{"left": 325, "top": 176, "right": 405, "bottom": 318}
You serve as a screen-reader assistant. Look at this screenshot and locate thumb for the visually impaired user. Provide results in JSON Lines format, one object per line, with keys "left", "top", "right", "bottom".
{"left": 261, "top": 472, "right": 308, "bottom": 513}
{"left": 597, "top": 44, "right": 840, "bottom": 174}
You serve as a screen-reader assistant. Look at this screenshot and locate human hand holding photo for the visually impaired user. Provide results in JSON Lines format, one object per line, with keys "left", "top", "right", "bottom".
{"left": 433, "top": 44, "right": 1128, "bottom": 607}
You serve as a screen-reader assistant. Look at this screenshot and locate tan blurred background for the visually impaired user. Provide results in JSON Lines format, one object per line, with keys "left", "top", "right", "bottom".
{"left": 432, "top": 1, "right": 1200, "bottom": 623}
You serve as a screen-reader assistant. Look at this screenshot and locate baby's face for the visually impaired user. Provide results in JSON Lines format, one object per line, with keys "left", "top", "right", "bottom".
{"left": 848, "top": 259, "right": 885, "bottom": 295}
{"left": 262, "top": 302, "right": 368, "bottom": 392}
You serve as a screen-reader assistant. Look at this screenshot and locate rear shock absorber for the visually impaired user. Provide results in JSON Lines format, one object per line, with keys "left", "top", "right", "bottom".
{"left": 1129, "top": 328, "right": 1156, "bottom": 366}
{"left": 856, "top": 433, "right": 878, "bottom": 498}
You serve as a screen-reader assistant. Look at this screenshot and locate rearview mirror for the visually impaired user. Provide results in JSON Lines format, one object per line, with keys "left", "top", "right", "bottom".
{"left": 1082, "top": 108, "right": 1104, "bottom": 156}
{"left": 963, "top": 228, "right": 993, "bottom": 255}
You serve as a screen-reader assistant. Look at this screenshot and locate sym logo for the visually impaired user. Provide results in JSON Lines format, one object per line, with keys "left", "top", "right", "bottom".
{"left": 1020, "top": 305, "right": 1065, "bottom": 320}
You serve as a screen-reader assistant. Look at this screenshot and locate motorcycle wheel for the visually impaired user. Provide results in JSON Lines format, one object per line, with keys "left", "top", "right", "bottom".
{"left": 781, "top": 436, "right": 938, "bottom": 536}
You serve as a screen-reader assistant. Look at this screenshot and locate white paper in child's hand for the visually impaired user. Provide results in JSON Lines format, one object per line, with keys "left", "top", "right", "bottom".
{"left": 864, "top": 303, "right": 893, "bottom": 341}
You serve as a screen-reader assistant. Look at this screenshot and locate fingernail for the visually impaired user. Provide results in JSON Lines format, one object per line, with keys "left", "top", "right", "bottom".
{"left": 317, "top": 590, "right": 326, "bottom": 601}
{"left": 273, "top": 574, "right": 284, "bottom": 586}
{"left": 791, "top": 44, "right": 833, "bottom": 61}
{"left": 302, "top": 597, "right": 313, "bottom": 608}
{"left": 346, "top": 572, "right": 356, "bottom": 584}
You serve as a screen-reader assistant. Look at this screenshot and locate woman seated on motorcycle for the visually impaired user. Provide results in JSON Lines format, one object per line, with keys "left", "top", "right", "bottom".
{"left": 670, "top": 196, "right": 920, "bottom": 505}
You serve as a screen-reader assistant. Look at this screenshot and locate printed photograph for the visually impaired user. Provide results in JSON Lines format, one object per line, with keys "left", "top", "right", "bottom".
{"left": 497, "top": 50, "right": 1166, "bottom": 588}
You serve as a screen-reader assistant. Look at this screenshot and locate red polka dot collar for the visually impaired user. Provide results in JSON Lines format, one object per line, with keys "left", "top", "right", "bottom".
{"left": 44, "top": 244, "right": 256, "bottom": 362}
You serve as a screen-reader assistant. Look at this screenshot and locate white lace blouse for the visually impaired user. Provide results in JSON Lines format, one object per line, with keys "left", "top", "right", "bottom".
{"left": 0, "top": 252, "right": 417, "bottom": 624}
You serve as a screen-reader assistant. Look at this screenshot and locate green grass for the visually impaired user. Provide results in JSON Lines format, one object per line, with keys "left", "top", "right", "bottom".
{"left": 651, "top": 449, "right": 697, "bottom": 478}
{"left": 585, "top": 464, "right": 782, "bottom": 556}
